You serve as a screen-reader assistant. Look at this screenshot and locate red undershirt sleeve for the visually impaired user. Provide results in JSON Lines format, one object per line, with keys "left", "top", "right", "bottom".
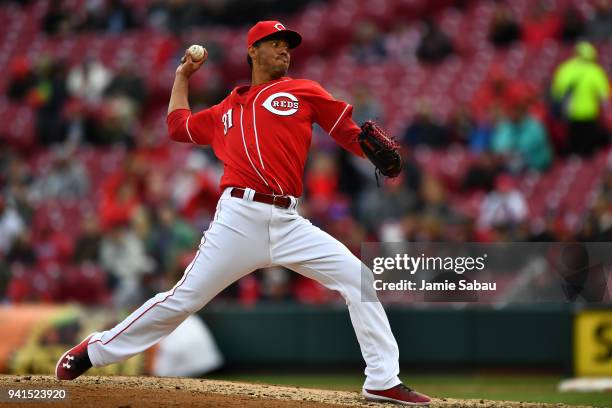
{"left": 167, "top": 109, "right": 192, "bottom": 143}
{"left": 167, "top": 106, "right": 218, "bottom": 146}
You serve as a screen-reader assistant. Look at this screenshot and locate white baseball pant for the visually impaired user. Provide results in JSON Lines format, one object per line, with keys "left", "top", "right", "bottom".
{"left": 87, "top": 188, "right": 401, "bottom": 390}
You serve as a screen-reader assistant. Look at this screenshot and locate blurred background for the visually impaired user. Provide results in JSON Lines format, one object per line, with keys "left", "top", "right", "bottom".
{"left": 0, "top": 0, "right": 611, "bottom": 405}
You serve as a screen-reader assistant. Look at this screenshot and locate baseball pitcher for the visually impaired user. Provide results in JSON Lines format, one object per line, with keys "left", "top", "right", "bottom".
{"left": 56, "top": 20, "right": 429, "bottom": 406}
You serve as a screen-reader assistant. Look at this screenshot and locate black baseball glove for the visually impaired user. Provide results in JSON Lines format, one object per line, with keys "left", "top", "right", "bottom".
{"left": 358, "top": 120, "right": 402, "bottom": 181}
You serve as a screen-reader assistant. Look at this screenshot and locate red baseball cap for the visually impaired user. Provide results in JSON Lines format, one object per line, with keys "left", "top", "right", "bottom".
{"left": 247, "top": 20, "right": 302, "bottom": 49}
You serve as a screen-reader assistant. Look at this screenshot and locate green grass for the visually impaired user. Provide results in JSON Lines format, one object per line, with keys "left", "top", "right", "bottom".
{"left": 208, "top": 373, "right": 612, "bottom": 407}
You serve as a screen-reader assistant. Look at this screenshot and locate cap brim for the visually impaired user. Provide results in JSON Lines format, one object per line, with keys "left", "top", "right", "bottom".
{"left": 260, "top": 30, "right": 302, "bottom": 49}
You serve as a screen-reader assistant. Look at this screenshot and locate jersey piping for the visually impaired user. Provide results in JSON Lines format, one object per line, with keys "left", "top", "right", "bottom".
{"left": 329, "top": 103, "right": 350, "bottom": 136}
{"left": 239, "top": 105, "right": 270, "bottom": 187}
{"left": 186, "top": 114, "right": 195, "bottom": 143}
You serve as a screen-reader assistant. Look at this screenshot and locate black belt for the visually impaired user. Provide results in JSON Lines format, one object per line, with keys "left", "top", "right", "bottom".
{"left": 231, "top": 188, "right": 293, "bottom": 209}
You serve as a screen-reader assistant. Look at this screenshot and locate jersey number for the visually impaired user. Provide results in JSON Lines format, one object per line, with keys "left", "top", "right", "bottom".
{"left": 222, "top": 109, "right": 233, "bottom": 135}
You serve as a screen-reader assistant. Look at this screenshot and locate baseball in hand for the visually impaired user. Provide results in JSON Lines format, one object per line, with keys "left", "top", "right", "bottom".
{"left": 187, "top": 44, "right": 206, "bottom": 61}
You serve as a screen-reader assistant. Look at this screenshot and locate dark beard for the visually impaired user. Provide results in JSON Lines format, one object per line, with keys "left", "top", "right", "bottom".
{"left": 269, "top": 64, "right": 288, "bottom": 79}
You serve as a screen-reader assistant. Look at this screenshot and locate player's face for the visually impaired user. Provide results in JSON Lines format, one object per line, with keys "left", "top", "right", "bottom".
{"left": 252, "top": 38, "right": 291, "bottom": 78}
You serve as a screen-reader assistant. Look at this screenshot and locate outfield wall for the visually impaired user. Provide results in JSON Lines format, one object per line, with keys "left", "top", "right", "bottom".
{"left": 3, "top": 304, "right": 610, "bottom": 376}
{"left": 200, "top": 304, "right": 574, "bottom": 369}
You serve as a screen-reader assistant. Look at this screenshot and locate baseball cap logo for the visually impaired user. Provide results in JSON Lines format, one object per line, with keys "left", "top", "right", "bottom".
{"left": 262, "top": 92, "right": 299, "bottom": 116}
{"left": 274, "top": 23, "right": 286, "bottom": 31}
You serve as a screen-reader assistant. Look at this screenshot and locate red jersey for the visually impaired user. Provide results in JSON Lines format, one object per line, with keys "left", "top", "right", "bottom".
{"left": 167, "top": 76, "right": 364, "bottom": 197}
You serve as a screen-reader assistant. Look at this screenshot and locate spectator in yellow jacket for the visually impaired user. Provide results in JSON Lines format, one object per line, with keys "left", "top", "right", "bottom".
{"left": 551, "top": 41, "right": 610, "bottom": 156}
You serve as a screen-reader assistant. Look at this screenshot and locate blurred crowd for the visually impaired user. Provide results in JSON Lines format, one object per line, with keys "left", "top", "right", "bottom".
{"left": 0, "top": 0, "right": 611, "bottom": 306}
{"left": 3, "top": 0, "right": 313, "bottom": 33}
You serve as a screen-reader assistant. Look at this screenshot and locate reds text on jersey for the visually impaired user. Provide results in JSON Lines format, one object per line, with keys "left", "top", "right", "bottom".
{"left": 167, "top": 77, "right": 364, "bottom": 197}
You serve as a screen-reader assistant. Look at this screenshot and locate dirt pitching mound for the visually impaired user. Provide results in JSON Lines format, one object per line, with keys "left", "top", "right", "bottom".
{"left": 0, "top": 375, "right": 592, "bottom": 408}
